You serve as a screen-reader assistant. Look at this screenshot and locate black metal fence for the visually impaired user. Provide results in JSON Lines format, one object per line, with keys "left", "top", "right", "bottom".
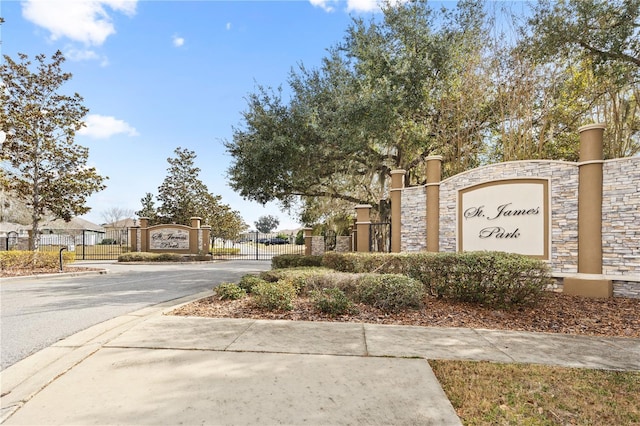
{"left": 369, "top": 222, "right": 391, "bottom": 253}
{"left": 210, "top": 232, "right": 304, "bottom": 261}
{"left": 36, "top": 229, "right": 130, "bottom": 260}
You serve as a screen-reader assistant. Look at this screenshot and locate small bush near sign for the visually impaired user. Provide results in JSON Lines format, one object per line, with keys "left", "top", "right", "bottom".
{"left": 322, "top": 251, "right": 551, "bottom": 308}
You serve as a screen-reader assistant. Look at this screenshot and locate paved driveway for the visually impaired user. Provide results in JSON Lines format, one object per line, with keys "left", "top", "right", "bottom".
{"left": 0, "top": 260, "right": 270, "bottom": 370}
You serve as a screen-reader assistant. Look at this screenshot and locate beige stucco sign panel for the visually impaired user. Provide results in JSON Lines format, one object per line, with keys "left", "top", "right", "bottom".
{"left": 458, "top": 179, "right": 549, "bottom": 259}
{"left": 149, "top": 229, "right": 190, "bottom": 250}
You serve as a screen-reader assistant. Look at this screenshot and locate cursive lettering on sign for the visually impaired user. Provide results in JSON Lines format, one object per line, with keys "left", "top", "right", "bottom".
{"left": 487, "top": 203, "right": 539, "bottom": 220}
{"left": 149, "top": 229, "right": 190, "bottom": 250}
{"left": 478, "top": 227, "right": 520, "bottom": 239}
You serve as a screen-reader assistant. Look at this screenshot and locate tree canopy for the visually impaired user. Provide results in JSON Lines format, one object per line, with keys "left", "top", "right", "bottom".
{"left": 254, "top": 215, "right": 280, "bottom": 233}
{"left": 1, "top": 51, "right": 107, "bottom": 249}
{"left": 138, "top": 147, "right": 247, "bottom": 240}
{"left": 226, "top": 0, "right": 639, "bottom": 226}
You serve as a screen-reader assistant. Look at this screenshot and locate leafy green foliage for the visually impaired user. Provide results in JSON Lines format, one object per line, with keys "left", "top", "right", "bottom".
{"left": 238, "top": 274, "right": 267, "bottom": 293}
{"left": 354, "top": 274, "right": 424, "bottom": 312}
{"left": 1, "top": 51, "right": 107, "bottom": 250}
{"left": 271, "top": 254, "right": 324, "bottom": 269}
{"left": 210, "top": 248, "right": 241, "bottom": 255}
{"left": 254, "top": 215, "right": 279, "bottom": 233}
{"left": 136, "top": 148, "right": 247, "bottom": 239}
{"left": 322, "top": 252, "right": 551, "bottom": 308}
{"left": 310, "top": 287, "right": 357, "bottom": 316}
{"left": 252, "top": 280, "right": 297, "bottom": 311}
{"left": 226, "top": 0, "right": 639, "bottom": 225}
{"left": 214, "top": 283, "right": 246, "bottom": 300}
{"left": 118, "top": 252, "right": 184, "bottom": 262}
{"left": 0, "top": 250, "right": 75, "bottom": 270}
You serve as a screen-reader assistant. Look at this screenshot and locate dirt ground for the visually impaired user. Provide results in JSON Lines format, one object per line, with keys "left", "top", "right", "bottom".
{"left": 171, "top": 291, "right": 640, "bottom": 339}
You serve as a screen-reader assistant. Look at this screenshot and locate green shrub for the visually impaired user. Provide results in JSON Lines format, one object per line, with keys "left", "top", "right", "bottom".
{"left": 304, "top": 271, "right": 361, "bottom": 296}
{"left": 0, "top": 250, "right": 75, "bottom": 270}
{"left": 210, "top": 248, "right": 241, "bottom": 255}
{"left": 238, "top": 274, "right": 267, "bottom": 293}
{"left": 259, "top": 267, "right": 332, "bottom": 295}
{"left": 99, "top": 238, "right": 116, "bottom": 245}
{"left": 321, "top": 252, "right": 405, "bottom": 274}
{"left": 271, "top": 254, "right": 323, "bottom": 269}
{"left": 354, "top": 274, "right": 425, "bottom": 312}
{"left": 118, "top": 252, "right": 184, "bottom": 262}
{"left": 252, "top": 280, "right": 297, "bottom": 311}
{"left": 404, "top": 252, "right": 551, "bottom": 308}
{"left": 214, "top": 282, "right": 246, "bottom": 300}
{"left": 310, "top": 287, "right": 357, "bottom": 316}
{"left": 322, "top": 251, "right": 551, "bottom": 308}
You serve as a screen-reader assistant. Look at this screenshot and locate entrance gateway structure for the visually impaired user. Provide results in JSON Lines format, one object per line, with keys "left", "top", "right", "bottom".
{"left": 130, "top": 217, "right": 211, "bottom": 259}
{"left": 350, "top": 124, "right": 639, "bottom": 299}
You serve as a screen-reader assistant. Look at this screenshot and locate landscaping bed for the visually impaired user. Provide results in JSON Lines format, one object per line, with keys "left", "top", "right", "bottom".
{"left": 171, "top": 290, "right": 640, "bottom": 338}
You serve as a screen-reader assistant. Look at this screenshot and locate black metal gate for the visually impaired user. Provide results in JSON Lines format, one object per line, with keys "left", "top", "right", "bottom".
{"left": 369, "top": 222, "right": 391, "bottom": 253}
{"left": 37, "top": 228, "right": 130, "bottom": 260}
{"left": 210, "top": 232, "right": 304, "bottom": 261}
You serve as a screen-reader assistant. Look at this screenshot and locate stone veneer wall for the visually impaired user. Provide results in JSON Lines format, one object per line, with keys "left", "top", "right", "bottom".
{"left": 311, "top": 236, "right": 325, "bottom": 256}
{"left": 402, "top": 160, "right": 580, "bottom": 274}
{"left": 400, "top": 185, "right": 427, "bottom": 252}
{"left": 602, "top": 157, "right": 640, "bottom": 276}
{"left": 335, "top": 236, "right": 352, "bottom": 252}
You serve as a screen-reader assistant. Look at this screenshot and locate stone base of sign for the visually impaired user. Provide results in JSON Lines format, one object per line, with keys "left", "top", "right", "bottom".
{"left": 335, "top": 236, "right": 352, "bottom": 253}
{"left": 311, "top": 236, "right": 325, "bottom": 256}
{"left": 563, "top": 274, "right": 613, "bottom": 298}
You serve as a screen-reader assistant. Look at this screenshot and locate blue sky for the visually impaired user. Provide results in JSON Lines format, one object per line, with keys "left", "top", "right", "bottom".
{"left": 1, "top": 0, "right": 387, "bottom": 230}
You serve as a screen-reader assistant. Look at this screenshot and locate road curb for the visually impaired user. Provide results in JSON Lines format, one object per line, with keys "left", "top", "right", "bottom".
{"left": 0, "top": 289, "right": 212, "bottom": 424}
{"left": 1, "top": 269, "right": 108, "bottom": 284}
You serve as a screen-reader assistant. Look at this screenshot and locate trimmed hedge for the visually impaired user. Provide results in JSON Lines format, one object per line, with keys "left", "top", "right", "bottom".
{"left": 271, "top": 254, "right": 324, "bottom": 269}
{"left": 210, "top": 248, "right": 241, "bottom": 255}
{"left": 0, "top": 250, "right": 75, "bottom": 270}
{"left": 322, "top": 251, "right": 551, "bottom": 308}
{"left": 118, "top": 252, "right": 184, "bottom": 262}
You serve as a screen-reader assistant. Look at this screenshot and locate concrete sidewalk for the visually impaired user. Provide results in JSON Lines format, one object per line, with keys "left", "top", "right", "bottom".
{"left": 2, "top": 299, "right": 639, "bottom": 426}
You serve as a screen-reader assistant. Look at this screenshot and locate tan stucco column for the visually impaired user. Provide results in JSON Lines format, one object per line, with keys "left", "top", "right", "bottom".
{"left": 303, "top": 228, "right": 313, "bottom": 256}
{"left": 355, "top": 205, "right": 372, "bottom": 253}
{"left": 390, "top": 169, "right": 405, "bottom": 253}
{"left": 563, "top": 123, "right": 612, "bottom": 298}
{"left": 129, "top": 226, "right": 140, "bottom": 252}
{"left": 139, "top": 217, "right": 149, "bottom": 252}
{"left": 426, "top": 156, "right": 442, "bottom": 252}
{"left": 189, "top": 217, "right": 202, "bottom": 254}
{"left": 201, "top": 225, "right": 211, "bottom": 254}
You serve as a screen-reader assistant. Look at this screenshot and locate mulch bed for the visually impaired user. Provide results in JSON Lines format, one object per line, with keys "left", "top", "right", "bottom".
{"left": 171, "top": 291, "right": 640, "bottom": 339}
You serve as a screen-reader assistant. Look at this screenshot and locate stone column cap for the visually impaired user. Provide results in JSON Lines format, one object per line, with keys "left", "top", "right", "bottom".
{"left": 355, "top": 204, "right": 372, "bottom": 209}
{"left": 578, "top": 123, "right": 606, "bottom": 133}
{"left": 390, "top": 169, "right": 406, "bottom": 175}
{"left": 425, "top": 155, "right": 443, "bottom": 161}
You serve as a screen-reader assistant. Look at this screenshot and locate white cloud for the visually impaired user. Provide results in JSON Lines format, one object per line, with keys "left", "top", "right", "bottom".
{"left": 79, "top": 114, "right": 139, "bottom": 139}
{"left": 310, "top": 0, "right": 403, "bottom": 13}
{"left": 172, "top": 34, "right": 185, "bottom": 47}
{"left": 22, "top": 0, "right": 137, "bottom": 46}
{"left": 309, "top": 0, "right": 336, "bottom": 13}
{"left": 226, "top": 22, "right": 232, "bottom": 31}
{"left": 346, "top": 0, "right": 380, "bottom": 12}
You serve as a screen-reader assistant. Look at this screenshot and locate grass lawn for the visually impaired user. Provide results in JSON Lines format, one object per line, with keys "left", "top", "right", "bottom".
{"left": 430, "top": 360, "right": 640, "bottom": 425}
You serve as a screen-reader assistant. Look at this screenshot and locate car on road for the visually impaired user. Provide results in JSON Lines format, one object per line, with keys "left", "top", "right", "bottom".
{"left": 264, "top": 237, "right": 289, "bottom": 245}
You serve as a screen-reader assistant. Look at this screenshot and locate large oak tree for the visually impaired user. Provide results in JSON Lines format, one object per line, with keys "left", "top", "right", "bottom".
{"left": 1, "top": 51, "right": 106, "bottom": 250}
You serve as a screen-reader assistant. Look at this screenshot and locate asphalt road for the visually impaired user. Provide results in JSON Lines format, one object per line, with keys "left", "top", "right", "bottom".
{"left": 0, "top": 260, "right": 271, "bottom": 371}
